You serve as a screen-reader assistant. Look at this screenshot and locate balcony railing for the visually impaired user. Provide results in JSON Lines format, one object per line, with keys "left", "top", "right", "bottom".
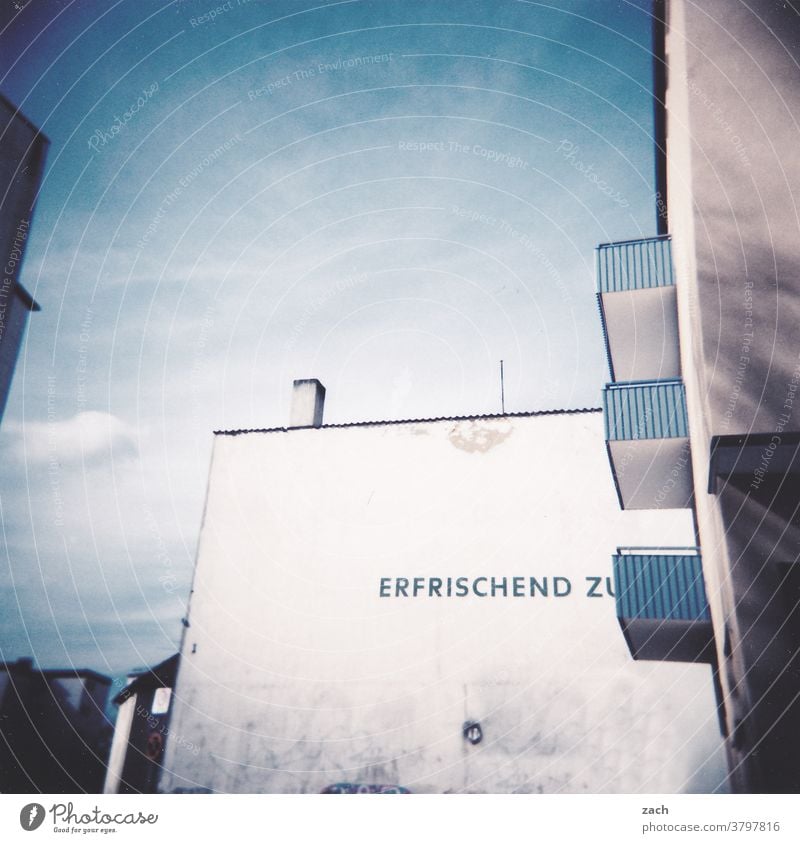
{"left": 597, "top": 235, "right": 674, "bottom": 294}
{"left": 604, "top": 379, "right": 688, "bottom": 441}
{"left": 615, "top": 551, "right": 709, "bottom": 622}
{"left": 613, "top": 551, "right": 713, "bottom": 662}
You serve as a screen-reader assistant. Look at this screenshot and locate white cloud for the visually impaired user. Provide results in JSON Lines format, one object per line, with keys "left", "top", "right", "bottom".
{"left": 5, "top": 411, "right": 139, "bottom": 467}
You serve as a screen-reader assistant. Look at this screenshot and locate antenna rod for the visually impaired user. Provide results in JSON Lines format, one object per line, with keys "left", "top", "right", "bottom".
{"left": 500, "top": 359, "right": 505, "bottom": 414}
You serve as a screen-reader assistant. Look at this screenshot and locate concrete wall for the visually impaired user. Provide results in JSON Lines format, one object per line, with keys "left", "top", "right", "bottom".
{"left": 666, "top": 0, "right": 800, "bottom": 435}
{"left": 666, "top": 0, "right": 800, "bottom": 791}
{"left": 161, "top": 411, "right": 726, "bottom": 793}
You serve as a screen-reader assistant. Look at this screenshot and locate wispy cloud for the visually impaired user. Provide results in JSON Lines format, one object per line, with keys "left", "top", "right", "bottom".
{"left": 4, "top": 411, "right": 138, "bottom": 467}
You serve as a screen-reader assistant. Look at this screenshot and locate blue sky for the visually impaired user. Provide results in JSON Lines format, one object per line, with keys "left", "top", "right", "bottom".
{"left": 0, "top": 0, "right": 659, "bottom": 673}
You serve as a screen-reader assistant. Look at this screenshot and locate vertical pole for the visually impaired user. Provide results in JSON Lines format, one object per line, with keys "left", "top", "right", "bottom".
{"left": 500, "top": 360, "right": 506, "bottom": 414}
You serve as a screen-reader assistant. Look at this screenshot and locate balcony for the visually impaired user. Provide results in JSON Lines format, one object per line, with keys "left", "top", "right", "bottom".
{"left": 604, "top": 379, "right": 693, "bottom": 510}
{"left": 596, "top": 236, "right": 680, "bottom": 382}
{"left": 708, "top": 432, "right": 800, "bottom": 564}
{"left": 613, "top": 550, "right": 714, "bottom": 663}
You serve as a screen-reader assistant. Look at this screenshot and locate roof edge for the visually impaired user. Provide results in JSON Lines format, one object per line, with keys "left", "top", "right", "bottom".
{"left": 15, "top": 282, "right": 41, "bottom": 311}
{"left": 0, "top": 92, "right": 51, "bottom": 146}
{"left": 112, "top": 653, "right": 180, "bottom": 706}
{"left": 214, "top": 406, "right": 603, "bottom": 437}
{"left": 0, "top": 661, "right": 111, "bottom": 684}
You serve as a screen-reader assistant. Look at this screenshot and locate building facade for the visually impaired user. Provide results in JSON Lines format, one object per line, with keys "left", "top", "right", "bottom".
{"left": 0, "top": 658, "right": 112, "bottom": 792}
{"left": 597, "top": 0, "right": 800, "bottom": 793}
{"left": 0, "top": 94, "right": 46, "bottom": 422}
{"left": 158, "top": 383, "right": 726, "bottom": 793}
{"left": 104, "top": 655, "right": 180, "bottom": 794}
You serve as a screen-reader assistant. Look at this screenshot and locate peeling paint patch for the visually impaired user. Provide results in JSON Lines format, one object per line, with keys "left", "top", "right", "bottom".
{"left": 448, "top": 419, "right": 513, "bottom": 453}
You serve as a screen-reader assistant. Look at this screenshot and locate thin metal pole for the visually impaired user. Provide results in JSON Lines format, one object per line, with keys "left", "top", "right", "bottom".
{"left": 500, "top": 360, "right": 505, "bottom": 414}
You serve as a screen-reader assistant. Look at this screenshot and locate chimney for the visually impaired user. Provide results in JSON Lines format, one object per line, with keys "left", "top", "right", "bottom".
{"left": 290, "top": 379, "right": 326, "bottom": 428}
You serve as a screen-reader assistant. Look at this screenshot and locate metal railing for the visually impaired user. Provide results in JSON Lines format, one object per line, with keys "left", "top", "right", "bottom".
{"left": 613, "top": 552, "right": 710, "bottom": 622}
{"left": 597, "top": 235, "right": 673, "bottom": 293}
{"left": 603, "top": 379, "right": 688, "bottom": 441}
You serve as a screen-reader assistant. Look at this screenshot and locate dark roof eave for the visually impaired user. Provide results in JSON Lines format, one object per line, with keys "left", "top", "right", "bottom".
{"left": 112, "top": 653, "right": 180, "bottom": 706}
{"left": 15, "top": 283, "right": 41, "bottom": 311}
{"left": 0, "top": 92, "right": 51, "bottom": 145}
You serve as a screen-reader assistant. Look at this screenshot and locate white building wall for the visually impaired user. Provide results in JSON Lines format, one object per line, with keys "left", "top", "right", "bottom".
{"left": 161, "top": 411, "right": 725, "bottom": 793}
